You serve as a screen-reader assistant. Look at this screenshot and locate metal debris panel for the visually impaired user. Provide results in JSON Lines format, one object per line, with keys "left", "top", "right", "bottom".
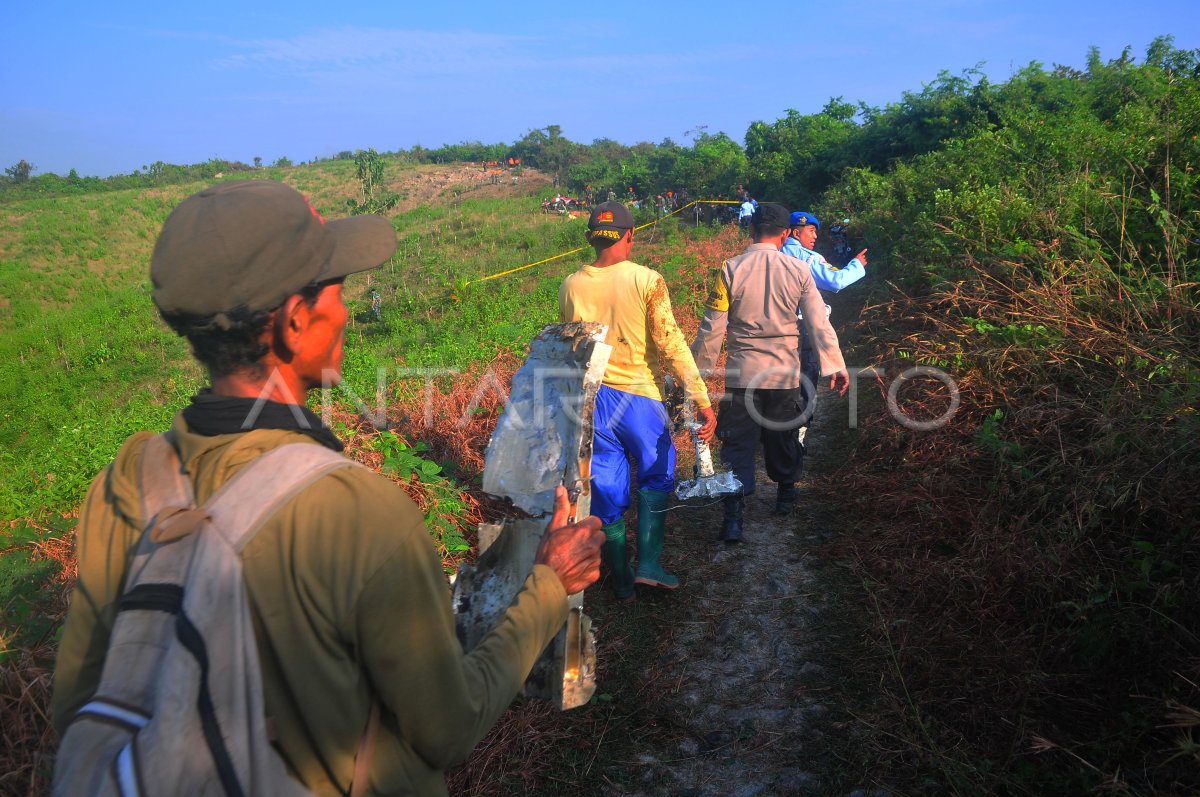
{"left": 455, "top": 322, "right": 612, "bottom": 710}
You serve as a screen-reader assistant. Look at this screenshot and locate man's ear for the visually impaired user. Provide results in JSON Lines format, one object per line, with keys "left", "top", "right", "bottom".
{"left": 272, "top": 294, "right": 308, "bottom": 360}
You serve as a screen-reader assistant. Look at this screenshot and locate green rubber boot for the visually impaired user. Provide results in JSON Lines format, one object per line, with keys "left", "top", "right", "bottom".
{"left": 633, "top": 488, "right": 679, "bottom": 589}
{"left": 601, "top": 520, "right": 635, "bottom": 601}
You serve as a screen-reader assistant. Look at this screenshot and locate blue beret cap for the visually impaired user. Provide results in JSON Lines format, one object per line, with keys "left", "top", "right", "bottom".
{"left": 790, "top": 211, "right": 820, "bottom": 230}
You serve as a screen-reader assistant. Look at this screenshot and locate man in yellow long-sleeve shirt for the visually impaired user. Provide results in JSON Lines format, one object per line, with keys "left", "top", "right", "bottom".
{"left": 559, "top": 202, "right": 716, "bottom": 598}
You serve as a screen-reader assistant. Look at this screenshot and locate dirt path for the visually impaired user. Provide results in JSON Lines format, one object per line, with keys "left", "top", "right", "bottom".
{"left": 582, "top": 391, "right": 887, "bottom": 797}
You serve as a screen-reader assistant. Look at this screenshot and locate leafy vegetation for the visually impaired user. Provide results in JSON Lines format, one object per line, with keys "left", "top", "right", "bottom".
{"left": 3, "top": 160, "right": 34, "bottom": 184}
{"left": 347, "top": 148, "right": 400, "bottom": 215}
{"left": 369, "top": 430, "right": 471, "bottom": 562}
{"left": 818, "top": 37, "right": 1200, "bottom": 794}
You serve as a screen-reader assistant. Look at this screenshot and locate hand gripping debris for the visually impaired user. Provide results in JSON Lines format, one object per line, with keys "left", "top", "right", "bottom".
{"left": 673, "top": 399, "right": 742, "bottom": 501}
{"left": 452, "top": 322, "right": 612, "bottom": 710}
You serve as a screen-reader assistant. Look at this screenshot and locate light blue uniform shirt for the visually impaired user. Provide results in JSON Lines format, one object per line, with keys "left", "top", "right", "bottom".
{"left": 780, "top": 237, "right": 866, "bottom": 293}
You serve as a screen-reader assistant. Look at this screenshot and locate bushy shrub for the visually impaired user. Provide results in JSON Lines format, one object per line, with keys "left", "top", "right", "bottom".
{"left": 823, "top": 36, "right": 1200, "bottom": 793}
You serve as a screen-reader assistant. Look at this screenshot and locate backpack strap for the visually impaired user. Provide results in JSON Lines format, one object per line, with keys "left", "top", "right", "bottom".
{"left": 137, "top": 437, "right": 373, "bottom": 793}
{"left": 200, "top": 442, "right": 357, "bottom": 553}
{"left": 204, "top": 442, "right": 379, "bottom": 796}
{"left": 140, "top": 433, "right": 195, "bottom": 530}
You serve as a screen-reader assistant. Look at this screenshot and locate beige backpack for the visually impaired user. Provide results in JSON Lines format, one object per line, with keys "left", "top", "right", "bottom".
{"left": 54, "top": 434, "right": 377, "bottom": 797}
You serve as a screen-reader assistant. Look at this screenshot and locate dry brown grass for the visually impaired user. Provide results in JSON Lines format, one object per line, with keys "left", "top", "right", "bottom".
{"left": 826, "top": 254, "right": 1200, "bottom": 793}
{"left": 0, "top": 646, "right": 56, "bottom": 797}
{"left": 446, "top": 700, "right": 580, "bottom": 796}
{"left": 1, "top": 530, "right": 74, "bottom": 797}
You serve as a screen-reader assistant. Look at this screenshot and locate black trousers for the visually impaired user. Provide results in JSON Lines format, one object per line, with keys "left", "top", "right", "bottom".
{"left": 717, "top": 386, "right": 807, "bottom": 496}
{"left": 799, "top": 326, "right": 821, "bottom": 424}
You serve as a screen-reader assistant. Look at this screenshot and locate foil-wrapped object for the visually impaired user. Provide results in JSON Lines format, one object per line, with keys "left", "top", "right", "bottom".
{"left": 676, "top": 469, "right": 742, "bottom": 501}
{"left": 674, "top": 424, "right": 742, "bottom": 501}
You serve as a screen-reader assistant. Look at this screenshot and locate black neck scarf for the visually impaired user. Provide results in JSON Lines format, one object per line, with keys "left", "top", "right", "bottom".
{"left": 182, "top": 390, "right": 344, "bottom": 452}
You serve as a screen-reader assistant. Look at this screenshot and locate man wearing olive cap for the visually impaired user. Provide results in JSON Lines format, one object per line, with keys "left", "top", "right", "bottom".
{"left": 52, "top": 180, "right": 605, "bottom": 796}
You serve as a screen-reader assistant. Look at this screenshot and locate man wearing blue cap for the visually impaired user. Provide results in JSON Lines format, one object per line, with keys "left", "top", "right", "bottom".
{"left": 782, "top": 211, "right": 868, "bottom": 293}
{"left": 781, "top": 211, "right": 868, "bottom": 500}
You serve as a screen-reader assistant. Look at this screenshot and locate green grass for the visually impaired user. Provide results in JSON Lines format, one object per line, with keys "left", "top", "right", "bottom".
{"left": 0, "top": 186, "right": 203, "bottom": 518}
{"left": 336, "top": 197, "right": 594, "bottom": 419}
{"left": 0, "top": 173, "right": 702, "bottom": 522}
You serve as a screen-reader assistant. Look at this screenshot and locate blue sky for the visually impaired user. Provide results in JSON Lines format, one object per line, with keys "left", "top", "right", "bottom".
{"left": 3, "top": 1, "right": 1197, "bottom": 178}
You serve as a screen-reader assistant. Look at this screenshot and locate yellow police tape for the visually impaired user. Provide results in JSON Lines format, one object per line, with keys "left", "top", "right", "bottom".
{"left": 460, "top": 200, "right": 743, "bottom": 288}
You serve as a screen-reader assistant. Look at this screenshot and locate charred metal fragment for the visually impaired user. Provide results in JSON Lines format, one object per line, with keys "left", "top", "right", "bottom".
{"left": 453, "top": 322, "right": 611, "bottom": 710}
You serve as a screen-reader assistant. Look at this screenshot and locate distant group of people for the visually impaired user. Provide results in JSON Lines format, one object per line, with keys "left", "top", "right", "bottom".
{"left": 551, "top": 186, "right": 693, "bottom": 218}
{"left": 479, "top": 157, "right": 522, "bottom": 184}
{"left": 52, "top": 181, "right": 866, "bottom": 796}
{"left": 738, "top": 192, "right": 759, "bottom": 226}
{"left": 617, "top": 186, "right": 687, "bottom": 216}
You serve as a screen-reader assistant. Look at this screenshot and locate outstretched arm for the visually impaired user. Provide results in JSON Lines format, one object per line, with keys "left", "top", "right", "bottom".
{"left": 813, "top": 250, "right": 867, "bottom": 292}
{"left": 791, "top": 248, "right": 867, "bottom": 293}
{"left": 360, "top": 487, "right": 601, "bottom": 770}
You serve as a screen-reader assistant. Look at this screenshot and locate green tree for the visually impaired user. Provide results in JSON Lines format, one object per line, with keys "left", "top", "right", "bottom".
{"left": 354, "top": 149, "right": 385, "bottom": 200}
{"left": 669, "top": 132, "right": 747, "bottom": 197}
{"left": 511, "top": 125, "right": 579, "bottom": 184}
{"left": 4, "top": 159, "right": 34, "bottom": 183}
{"left": 744, "top": 103, "right": 858, "bottom": 204}
{"left": 348, "top": 149, "right": 399, "bottom": 215}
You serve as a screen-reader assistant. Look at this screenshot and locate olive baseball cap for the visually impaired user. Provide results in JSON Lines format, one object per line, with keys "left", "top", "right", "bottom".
{"left": 151, "top": 180, "right": 397, "bottom": 317}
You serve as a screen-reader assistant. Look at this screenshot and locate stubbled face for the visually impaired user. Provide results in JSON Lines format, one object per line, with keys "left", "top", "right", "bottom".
{"left": 296, "top": 282, "right": 349, "bottom": 388}
{"left": 796, "top": 225, "right": 818, "bottom": 249}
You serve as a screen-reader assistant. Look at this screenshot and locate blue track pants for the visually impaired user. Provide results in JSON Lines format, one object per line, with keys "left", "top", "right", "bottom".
{"left": 590, "top": 385, "right": 676, "bottom": 525}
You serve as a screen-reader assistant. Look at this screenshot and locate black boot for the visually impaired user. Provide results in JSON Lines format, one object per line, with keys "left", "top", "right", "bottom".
{"left": 775, "top": 482, "right": 797, "bottom": 516}
{"left": 720, "top": 493, "right": 743, "bottom": 543}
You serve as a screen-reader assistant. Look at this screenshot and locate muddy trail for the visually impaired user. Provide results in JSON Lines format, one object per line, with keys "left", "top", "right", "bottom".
{"left": 451, "top": 365, "right": 893, "bottom": 796}
{"left": 584, "top": 392, "right": 886, "bottom": 797}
